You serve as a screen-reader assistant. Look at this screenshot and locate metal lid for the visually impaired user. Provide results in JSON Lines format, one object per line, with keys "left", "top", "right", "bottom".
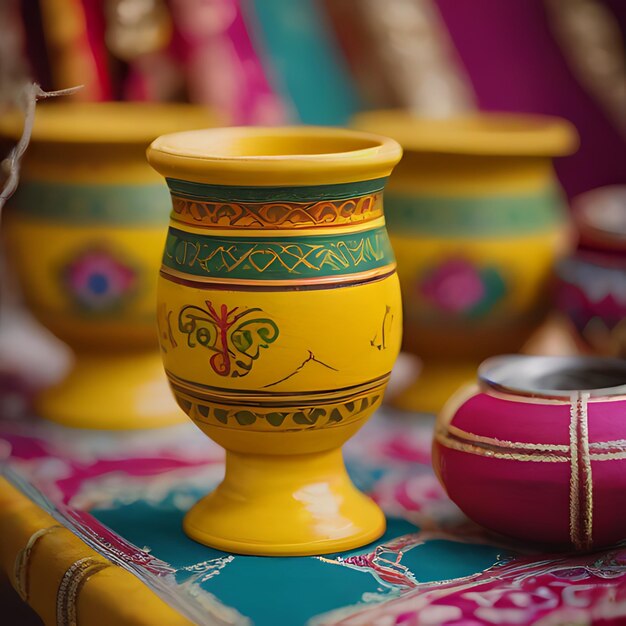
{"left": 479, "top": 355, "right": 626, "bottom": 399}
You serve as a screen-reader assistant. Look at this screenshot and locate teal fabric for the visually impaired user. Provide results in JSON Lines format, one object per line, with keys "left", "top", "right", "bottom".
{"left": 2, "top": 412, "right": 625, "bottom": 626}
{"left": 92, "top": 501, "right": 501, "bottom": 626}
{"left": 242, "top": 0, "right": 361, "bottom": 125}
{"left": 93, "top": 488, "right": 503, "bottom": 626}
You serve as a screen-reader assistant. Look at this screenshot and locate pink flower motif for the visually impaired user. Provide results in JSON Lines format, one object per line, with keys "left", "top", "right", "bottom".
{"left": 420, "top": 258, "right": 486, "bottom": 314}
{"left": 64, "top": 249, "right": 137, "bottom": 311}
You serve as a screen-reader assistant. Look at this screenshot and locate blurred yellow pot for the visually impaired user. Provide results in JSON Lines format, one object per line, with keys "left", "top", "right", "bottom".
{"left": 353, "top": 111, "right": 578, "bottom": 414}
{"left": 2, "top": 102, "right": 216, "bottom": 429}
{"left": 147, "top": 127, "right": 402, "bottom": 555}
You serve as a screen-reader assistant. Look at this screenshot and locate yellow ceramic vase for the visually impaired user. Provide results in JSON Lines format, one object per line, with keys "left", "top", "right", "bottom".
{"left": 147, "top": 127, "right": 403, "bottom": 555}
{"left": 2, "top": 103, "right": 215, "bottom": 429}
{"left": 353, "top": 111, "right": 578, "bottom": 414}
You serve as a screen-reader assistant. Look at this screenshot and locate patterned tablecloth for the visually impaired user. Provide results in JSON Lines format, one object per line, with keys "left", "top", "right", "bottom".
{"left": 1, "top": 408, "right": 626, "bottom": 626}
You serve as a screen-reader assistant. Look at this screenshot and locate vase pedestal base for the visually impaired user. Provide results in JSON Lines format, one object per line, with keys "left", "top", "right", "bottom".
{"left": 36, "top": 351, "right": 185, "bottom": 430}
{"left": 391, "top": 360, "right": 478, "bottom": 415}
{"left": 184, "top": 448, "right": 385, "bottom": 556}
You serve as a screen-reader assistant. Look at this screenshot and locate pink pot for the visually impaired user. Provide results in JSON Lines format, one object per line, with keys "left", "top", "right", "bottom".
{"left": 433, "top": 355, "right": 626, "bottom": 550}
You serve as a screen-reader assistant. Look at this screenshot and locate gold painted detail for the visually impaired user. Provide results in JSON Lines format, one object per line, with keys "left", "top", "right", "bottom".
{"left": 435, "top": 427, "right": 569, "bottom": 463}
{"left": 170, "top": 192, "right": 384, "bottom": 229}
{"left": 436, "top": 422, "right": 626, "bottom": 462}
{"left": 14, "top": 525, "right": 63, "bottom": 601}
{"left": 569, "top": 392, "right": 593, "bottom": 551}
{"left": 445, "top": 423, "right": 570, "bottom": 452}
{"left": 167, "top": 372, "right": 389, "bottom": 431}
{"left": 56, "top": 556, "right": 110, "bottom": 626}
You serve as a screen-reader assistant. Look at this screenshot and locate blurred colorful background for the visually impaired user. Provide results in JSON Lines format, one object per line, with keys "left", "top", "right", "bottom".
{"left": 3, "top": 0, "right": 625, "bottom": 193}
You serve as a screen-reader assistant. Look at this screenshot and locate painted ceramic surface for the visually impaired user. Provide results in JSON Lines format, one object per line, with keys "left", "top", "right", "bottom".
{"left": 8, "top": 188, "right": 167, "bottom": 345}
{"left": 556, "top": 188, "right": 626, "bottom": 357}
{"left": 3, "top": 411, "right": 626, "bottom": 626}
{"left": 352, "top": 112, "right": 577, "bottom": 414}
{"left": 148, "top": 128, "right": 402, "bottom": 555}
{"left": 2, "top": 103, "right": 215, "bottom": 429}
{"left": 434, "top": 383, "right": 626, "bottom": 550}
{"left": 557, "top": 252, "right": 626, "bottom": 357}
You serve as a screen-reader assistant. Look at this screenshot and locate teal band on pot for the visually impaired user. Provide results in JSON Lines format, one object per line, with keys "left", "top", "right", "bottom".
{"left": 384, "top": 187, "right": 566, "bottom": 236}
{"left": 165, "top": 177, "right": 388, "bottom": 203}
{"left": 162, "top": 225, "right": 395, "bottom": 281}
{"left": 9, "top": 181, "right": 171, "bottom": 225}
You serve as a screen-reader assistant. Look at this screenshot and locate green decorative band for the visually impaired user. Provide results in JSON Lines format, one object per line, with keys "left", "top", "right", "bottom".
{"left": 165, "top": 177, "right": 388, "bottom": 203}
{"left": 9, "top": 180, "right": 171, "bottom": 225}
{"left": 166, "top": 371, "right": 389, "bottom": 429}
{"left": 176, "top": 386, "right": 384, "bottom": 430}
{"left": 162, "top": 225, "right": 395, "bottom": 281}
{"left": 385, "top": 187, "right": 566, "bottom": 236}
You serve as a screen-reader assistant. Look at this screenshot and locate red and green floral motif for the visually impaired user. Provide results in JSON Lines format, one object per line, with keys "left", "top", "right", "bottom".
{"left": 419, "top": 258, "right": 506, "bottom": 319}
{"left": 178, "top": 301, "right": 279, "bottom": 377}
{"left": 62, "top": 248, "right": 137, "bottom": 312}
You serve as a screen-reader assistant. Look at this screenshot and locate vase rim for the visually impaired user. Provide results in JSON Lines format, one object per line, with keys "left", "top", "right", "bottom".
{"left": 146, "top": 126, "right": 403, "bottom": 186}
{"left": 0, "top": 102, "right": 218, "bottom": 145}
{"left": 351, "top": 110, "right": 578, "bottom": 158}
{"left": 479, "top": 355, "right": 626, "bottom": 399}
